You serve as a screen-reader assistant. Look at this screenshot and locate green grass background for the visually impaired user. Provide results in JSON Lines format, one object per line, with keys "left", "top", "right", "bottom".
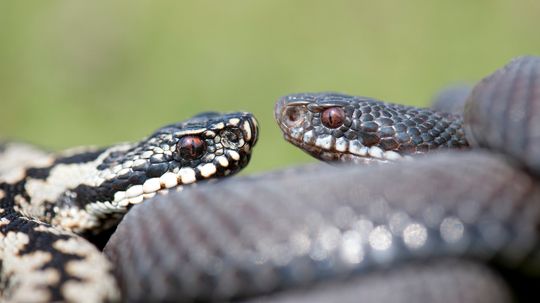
{"left": 1, "top": 1, "right": 539, "bottom": 173}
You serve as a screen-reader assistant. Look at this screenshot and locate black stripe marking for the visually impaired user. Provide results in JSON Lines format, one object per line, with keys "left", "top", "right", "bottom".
{"left": 25, "top": 167, "right": 53, "bottom": 179}
{"left": 3, "top": 213, "right": 85, "bottom": 301}
{"left": 24, "top": 149, "right": 107, "bottom": 180}
{"left": 55, "top": 149, "right": 106, "bottom": 165}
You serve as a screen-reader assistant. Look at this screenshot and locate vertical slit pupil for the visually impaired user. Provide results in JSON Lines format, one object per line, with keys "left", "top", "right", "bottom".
{"left": 322, "top": 107, "right": 345, "bottom": 128}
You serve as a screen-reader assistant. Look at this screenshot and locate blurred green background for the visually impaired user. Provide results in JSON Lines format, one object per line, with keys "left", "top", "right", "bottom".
{"left": 1, "top": 1, "right": 539, "bottom": 173}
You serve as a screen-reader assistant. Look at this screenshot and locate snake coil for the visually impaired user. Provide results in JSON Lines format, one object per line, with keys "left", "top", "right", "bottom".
{"left": 106, "top": 56, "right": 540, "bottom": 302}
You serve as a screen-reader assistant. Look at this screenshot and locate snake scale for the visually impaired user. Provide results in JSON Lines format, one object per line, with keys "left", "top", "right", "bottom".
{"left": 104, "top": 56, "right": 540, "bottom": 302}
{"left": 0, "top": 112, "right": 258, "bottom": 302}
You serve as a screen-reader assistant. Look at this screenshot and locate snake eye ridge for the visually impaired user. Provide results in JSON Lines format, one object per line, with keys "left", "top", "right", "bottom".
{"left": 321, "top": 107, "right": 345, "bottom": 128}
{"left": 176, "top": 136, "right": 206, "bottom": 160}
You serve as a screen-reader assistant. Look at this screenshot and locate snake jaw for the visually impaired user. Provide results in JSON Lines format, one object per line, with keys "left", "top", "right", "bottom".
{"left": 282, "top": 132, "right": 400, "bottom": 164}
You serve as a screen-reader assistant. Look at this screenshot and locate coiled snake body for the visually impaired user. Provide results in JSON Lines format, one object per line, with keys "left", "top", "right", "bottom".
{"left": 0, "top": 112, "right": 258, "bottom": 302}
{"left": 2, "top": 56, "right": 540, "bottom": 302}
{"left": 106, "top": 56, "right": 540, "bottom": 302}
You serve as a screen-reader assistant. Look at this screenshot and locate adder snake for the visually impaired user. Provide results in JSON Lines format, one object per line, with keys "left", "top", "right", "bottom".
{"left": 106, "top": 56, "right": 540, "bottom": 302}
{"left": 0, "top": 112, "right": 258, "bottom": 302}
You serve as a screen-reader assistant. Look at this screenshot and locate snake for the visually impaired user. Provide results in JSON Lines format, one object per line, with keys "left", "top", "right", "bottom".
{"left": 103, "top": 56, "right": 540, "bottom": 302}
{"left": 0, "top": 112, "right": 259, "bottom": 302}
{"left": 273, "top": 91, "right": 468, "bottom": 163}
{"left": 429, "top": 84, "right": 472, "bottom": 115}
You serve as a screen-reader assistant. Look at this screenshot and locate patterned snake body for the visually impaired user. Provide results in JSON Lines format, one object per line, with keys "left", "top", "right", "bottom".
{"left": 106, "top": 56, "right": 540, "bottom": 302}
{"left": 0, "top": 112, "right": 258, "bottom": 302}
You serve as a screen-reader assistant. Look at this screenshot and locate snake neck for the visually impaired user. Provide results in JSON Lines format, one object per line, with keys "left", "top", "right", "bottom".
{"left": 0, "top": 145, "right": 135, "bottom": 234}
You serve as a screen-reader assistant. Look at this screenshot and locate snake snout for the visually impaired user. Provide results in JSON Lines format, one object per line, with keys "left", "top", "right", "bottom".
{"left": 243, "top": 114, "right": 259, "bottom": 147}
{"left": 274, "top": 97, "right": 288, "bottom": 126}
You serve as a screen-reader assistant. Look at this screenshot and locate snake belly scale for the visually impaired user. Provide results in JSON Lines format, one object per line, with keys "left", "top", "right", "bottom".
{"left": 0, "top": 112, "right": 258, "bottom": 302}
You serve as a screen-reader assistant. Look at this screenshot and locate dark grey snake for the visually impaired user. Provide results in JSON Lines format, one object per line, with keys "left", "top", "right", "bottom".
{"left": 0, "top": 112, "right": 258, "bottom": 302}
{"left": 104, "top": 56, "right": 540, "bottom": 302}
{"left": 273, "top": 90, "right": 467, "bottom": 163}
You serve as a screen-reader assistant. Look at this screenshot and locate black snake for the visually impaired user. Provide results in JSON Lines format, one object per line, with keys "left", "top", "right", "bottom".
{"left": 104, "top": 56, "right": 540, "bottom": 302}
{"left": 0, "top": 112, "right": 258, "bottom": 302}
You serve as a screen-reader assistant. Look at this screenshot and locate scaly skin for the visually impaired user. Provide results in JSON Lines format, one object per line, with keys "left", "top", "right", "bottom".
{"left": 275, "top": 92, "right": 467, "bottom": 163}
{"left": 0, "top": 112, "right": 258, "bottom": 303}
{"left": 105, "top": 152, "right": 540, "bottom": 302}
{"left": 105, "top": 57, "right": 540, "bottom": 302}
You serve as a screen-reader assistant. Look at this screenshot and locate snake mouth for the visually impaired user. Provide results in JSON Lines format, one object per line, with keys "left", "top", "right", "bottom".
{"left": 282, "top": 132, "right": 405, "bottom": 164}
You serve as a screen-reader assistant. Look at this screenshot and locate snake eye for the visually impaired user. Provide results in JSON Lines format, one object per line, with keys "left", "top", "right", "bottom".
{"left": 176, "top": 136, "right": 206, "bottom": 160}
{"left": 321, "top": 107, "right": 345, "bottom": 129}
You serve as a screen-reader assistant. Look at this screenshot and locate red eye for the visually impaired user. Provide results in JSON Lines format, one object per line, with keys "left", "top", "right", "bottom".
{"left": 321, "top": 107, "right": 345, "bottom": 128}
{"left": 176, "top": 136, "right": 206, "bottom": 160}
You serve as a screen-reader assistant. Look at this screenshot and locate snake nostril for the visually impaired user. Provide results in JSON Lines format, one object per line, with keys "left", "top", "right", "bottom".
{"left": 225, "top": 131, "right": 239, "bottom": 143}
{"left": 284, "top": 107, "right": 302, "bottom": 127}
{"left": 221, "top": 129, "right": 245, "bottom": 149}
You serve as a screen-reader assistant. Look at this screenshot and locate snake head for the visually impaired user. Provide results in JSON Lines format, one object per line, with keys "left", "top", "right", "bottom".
{"left": 275, "top": 92, "right": 466, "bottom": 164}
{"left": 98, "top": 112, "right": 259, "bottom": 204}
{"left": 49, "top": 112, "right": 258, "bottom": 233}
